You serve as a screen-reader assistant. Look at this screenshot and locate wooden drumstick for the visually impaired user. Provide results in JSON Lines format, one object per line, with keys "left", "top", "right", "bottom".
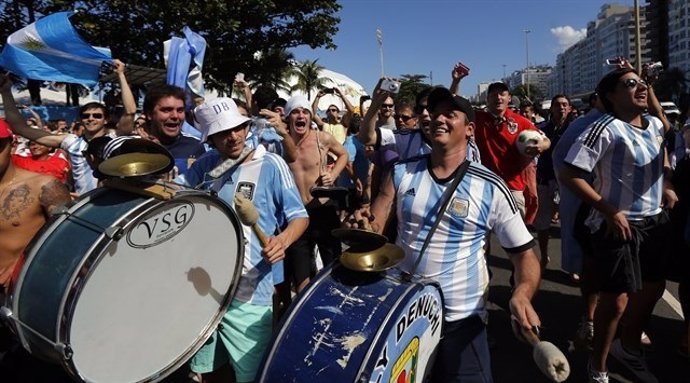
{"left": 520, "top": 325, "right": 570, "bottom": 382}
{"left": 234, "top": 194, "right": 269, "bottom": 248}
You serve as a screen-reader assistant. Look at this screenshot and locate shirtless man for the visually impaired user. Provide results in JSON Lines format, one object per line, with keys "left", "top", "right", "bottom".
{"left": 283, "top": 95, "right": 348, "bottom": 292}
{"left": 0, "top": 61, "right": 136, "bottom": 196}
{"left": 0, "top": 120, "right": 72, "bottom": 291}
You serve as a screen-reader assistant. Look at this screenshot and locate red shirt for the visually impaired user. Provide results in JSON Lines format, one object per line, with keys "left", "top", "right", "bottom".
{"left": 474, "top": 108, "right": 537, "bottom": 191}
{"left": 12, "top": 153, "right": 70, "bottom": 183}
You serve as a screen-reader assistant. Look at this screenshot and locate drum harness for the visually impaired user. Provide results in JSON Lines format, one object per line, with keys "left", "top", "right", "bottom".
{"left": 405, "top": 159, "right": 470, "bottom": 280}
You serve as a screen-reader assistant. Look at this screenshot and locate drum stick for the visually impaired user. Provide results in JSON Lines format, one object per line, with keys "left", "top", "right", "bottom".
{"left": 234, "top": 194, "right": 269, "bottom": 248}
{"left": 520, "top": 325, "right": 570, "bottom": 382}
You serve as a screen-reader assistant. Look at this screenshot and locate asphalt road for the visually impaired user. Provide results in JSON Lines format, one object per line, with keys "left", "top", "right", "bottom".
{"left": 487, "top": 225, "right": 689, "bottom": 383}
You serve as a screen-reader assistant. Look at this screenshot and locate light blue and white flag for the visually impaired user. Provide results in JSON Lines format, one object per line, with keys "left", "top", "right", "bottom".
{"left": 164, "top": 26, "right": 207, "bottom": 138}
{"left": 0, "top": 11, "right": 112, "bottom": 86}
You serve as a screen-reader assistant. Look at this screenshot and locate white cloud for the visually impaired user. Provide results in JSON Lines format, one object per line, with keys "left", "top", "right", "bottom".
{"left": 550, "top": 26, "right": 587, "bottom": 51}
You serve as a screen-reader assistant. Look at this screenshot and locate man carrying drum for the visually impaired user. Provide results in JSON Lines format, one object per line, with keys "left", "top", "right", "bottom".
{"left": 0, "top": 116, "right": 72, "bottom": 379}
{"left": 177, "top": 97, "right": 308, "bottom": 383}
{"left": 366, "top": 87, "right": 542, "bottom": 382}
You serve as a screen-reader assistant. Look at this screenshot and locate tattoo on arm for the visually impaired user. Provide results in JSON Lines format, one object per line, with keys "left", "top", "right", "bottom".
{"left": 39, "top": 179, "right": 71, "bottom": 216}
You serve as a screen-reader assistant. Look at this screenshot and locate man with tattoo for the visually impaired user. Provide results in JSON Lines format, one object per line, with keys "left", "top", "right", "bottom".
{"left": 0, "top": 119, "right": 71, "bottom": 290}
{"left": 0, "top": 118, "right": 72, "bottom": 380}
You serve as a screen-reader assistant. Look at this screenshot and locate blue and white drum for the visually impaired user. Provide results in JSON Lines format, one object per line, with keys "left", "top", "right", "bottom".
{"left": 259, "top": 263, "right": 443, "bottom": 383}
{"left": 3, "top": 187, "right": 243, "bottom": 383}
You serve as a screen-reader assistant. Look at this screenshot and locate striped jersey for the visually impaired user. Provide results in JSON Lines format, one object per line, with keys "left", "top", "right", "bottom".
{"left": 378, "top": 127, "right": 481, "bottom": 163}
{"left": 565, "top": 114, "right": 665, "bottom": 231}
{"left": 392, "top": 157, "right": 535, "bottom": 322}
{"left": 179, "top": 145, "right": 308, "bottom": 306}
{"left": 61, "top": 132, "right": 115, "bottom": 195}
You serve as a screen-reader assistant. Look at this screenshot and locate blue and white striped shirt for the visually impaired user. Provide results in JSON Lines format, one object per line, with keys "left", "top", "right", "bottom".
{"left": 180, "top": 146, "right": 308, "bottom": 306}
{"left": 61, "top": 132, "right": 115, "bottom": 195}
{"left": 565, "top": 114, "right": 665, "bottom": 231}
{"left": 392, "top": 157, "right": 534, "bottom": 322}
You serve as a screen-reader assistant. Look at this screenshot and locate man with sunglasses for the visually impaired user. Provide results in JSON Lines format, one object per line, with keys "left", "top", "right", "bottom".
{"left": 179, "top": 97, "right": 308, "bottom": 383}
{"left": 0, "top": 60, "right": 136, "bottom": 196}
{"left": 560, "top": 67, "right": 676, "bottom": 383}
{"left": 367, "top": 87, "right": 541, "bottom": 382}
{"left": 313, "top": 87, "right": 354, "bottom": 145}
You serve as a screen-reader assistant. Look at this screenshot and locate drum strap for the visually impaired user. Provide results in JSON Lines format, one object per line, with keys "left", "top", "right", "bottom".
{"left": 410, "top": 160, "right": 470, "bottom": 276}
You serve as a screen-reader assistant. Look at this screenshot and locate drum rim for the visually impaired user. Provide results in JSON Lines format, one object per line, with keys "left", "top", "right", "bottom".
{"left": 61, "top": 190, "right": 245, "bottom": 383}
{"left": 6, "top": 188, "right": 102, "bottom": 351}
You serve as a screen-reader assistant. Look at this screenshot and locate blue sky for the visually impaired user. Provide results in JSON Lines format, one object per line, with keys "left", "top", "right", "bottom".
{"left": 292, "top": 0, "right": 636, "bottom": 98}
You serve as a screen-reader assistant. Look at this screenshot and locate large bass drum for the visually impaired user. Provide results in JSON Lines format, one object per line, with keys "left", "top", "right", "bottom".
{"left": 2, "top": 187, "right": 243, "bottom": 383}
{"left": 259, "top": 263, "right": 443, "bottom": 383}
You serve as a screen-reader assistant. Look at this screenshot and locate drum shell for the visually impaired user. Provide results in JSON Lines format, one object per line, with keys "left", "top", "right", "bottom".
{"left": 259, "top": 264, "right": 443, "bottom": 383}
{"left": 5, "top": 188, "right": 244, "bottom": 383}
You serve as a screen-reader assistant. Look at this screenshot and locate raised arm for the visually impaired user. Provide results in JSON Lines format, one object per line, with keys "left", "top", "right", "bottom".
{"left": 449, "top": 61, "right": 469, "bottom": 96}
{"left": 260, "top": 108, "right": 297, "bottom": 163}
{"left": 335, "top": 87, "right": 355, "bottom": 116}
{"left": 642, "top": 64, "right": 671, "bottom": 133}
{"left": 358, "top": 78, "right": 388, "bottom": 146}
{"left": 312, "top": 91, "right": 325, "bottom": 128}
{"left": 113, "top": 59, "right": 136, "bottom": 136}
{"left": 234, "top": 77, "right": 253, "bottom": 116}
{"left": 26, "top": 106, "right": 44, "bottom": 129}
{"left": 0, "top": 75, "right": 65, "bottom": 147}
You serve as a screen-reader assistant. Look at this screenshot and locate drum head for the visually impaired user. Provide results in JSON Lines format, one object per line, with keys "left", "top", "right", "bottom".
{"left": 66, "top": 193, "right": 242, "bottom": 383}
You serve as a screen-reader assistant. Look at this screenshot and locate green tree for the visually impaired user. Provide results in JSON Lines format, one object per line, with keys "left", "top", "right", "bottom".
{"left": 290, "top": 59, "right": 328, "bottom": 100}
{"left": 0, "top": 0, "right": 341, "bottom": 92}
{"left": 250, "top": 48, "right": 296, "bottom": 95}
{"left": 397, "top": 74, "right": 429, "bottom": 104}
{"left": 511, "top": 84, "right": 542, "bottom": 103}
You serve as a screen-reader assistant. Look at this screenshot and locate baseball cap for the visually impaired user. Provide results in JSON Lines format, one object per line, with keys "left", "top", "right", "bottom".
{"left": 426, "top": 87, "right": 475, "bottom": 122}
{"left": 0, "top": 118, "right": 12, "bottom": 139}
{"left": 284, "top": 95, "right": 312, "bottom": 117}
{"left": 487, "top": 82, "right": 510, "bottom": 94}
{"left": 194, "top": 98, "right": 251, "bottom": 142}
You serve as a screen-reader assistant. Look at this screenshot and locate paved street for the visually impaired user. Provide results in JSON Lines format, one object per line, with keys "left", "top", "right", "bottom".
{"left": 487, "top": 225, "right": 689, "bottom": 383}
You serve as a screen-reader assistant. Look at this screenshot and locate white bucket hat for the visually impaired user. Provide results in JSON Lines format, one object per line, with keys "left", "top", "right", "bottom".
{"left": 194, "top": 97, "right": 251, "bottom": 142}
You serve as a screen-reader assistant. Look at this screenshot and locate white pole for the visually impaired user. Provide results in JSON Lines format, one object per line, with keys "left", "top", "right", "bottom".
{"left": 524, "top": 29, "right": 531, "bottom": 100}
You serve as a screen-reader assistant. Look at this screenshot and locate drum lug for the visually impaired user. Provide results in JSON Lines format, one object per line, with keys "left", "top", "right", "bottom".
{"left": 104, "top": 226, "right": 124, "bottom": 240}
{"left": 55, "top": 343, "right": 73, "bottom": 360}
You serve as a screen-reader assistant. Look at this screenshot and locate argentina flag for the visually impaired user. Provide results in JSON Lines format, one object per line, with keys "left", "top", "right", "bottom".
{"left": 0, "top": 11, "right": 111, "bottom": 86}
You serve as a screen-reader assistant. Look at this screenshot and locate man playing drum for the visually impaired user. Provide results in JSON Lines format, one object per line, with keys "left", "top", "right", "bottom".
{"left": 368, "top": 87, "right": 542, "bottom": 382}
{"left": 0, "top": 117, "right": 72, "bottom": 379}
{"left": 177, "top": 97, "right": 308, "bottom": 383}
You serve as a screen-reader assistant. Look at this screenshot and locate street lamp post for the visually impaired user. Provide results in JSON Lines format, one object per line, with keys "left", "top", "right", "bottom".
{"left": 523, "top": 29, "right": 532, "bottom": 99}
{"left": 524, "top": 29, "right": 531, "bottom": 100}
{"left": 376, "top": 28, "right": 385, "bottom": 77}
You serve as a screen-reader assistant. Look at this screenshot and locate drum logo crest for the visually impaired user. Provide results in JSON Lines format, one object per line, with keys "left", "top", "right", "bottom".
{"left": 127, "top": 202, "right": 195, "bottom": 248}
{"left": 390, "top": 337, "right": 419, "bottom": 383}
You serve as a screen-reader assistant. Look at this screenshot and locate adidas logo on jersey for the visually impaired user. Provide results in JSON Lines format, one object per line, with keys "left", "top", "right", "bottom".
{"left": 405, "top": 188, "right": 416, "bottom": 196}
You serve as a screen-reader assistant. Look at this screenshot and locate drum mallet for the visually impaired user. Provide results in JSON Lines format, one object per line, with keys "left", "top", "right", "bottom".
{"left": 518, "top": 323, "right": 570, "bottom": 382}
{"left": 234, "top": 193, "right": 269, "bottom": 248}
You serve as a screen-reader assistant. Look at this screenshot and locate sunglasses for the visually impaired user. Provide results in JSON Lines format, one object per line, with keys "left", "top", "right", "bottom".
{"left": 621, "top": 78, "right": 647, "bottom": 89}
{"left": 395, "top": 114, "right": 414, "bottom": 122}
{"left": 81, "top": 113, "right": 104, "bottom": 119}
{"left": 381, "top": 104, "right": 395, "bottom": 108}
{"left": 328, "top": 109, "right": 339, "bottom": 112}
{"left": 414, "top": 105, "right": 428, "bottom": 114}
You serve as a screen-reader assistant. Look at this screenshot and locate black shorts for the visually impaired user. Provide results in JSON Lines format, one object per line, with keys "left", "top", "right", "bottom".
{"left": 284, "top": 205, "right": 342, "bottom": 285}
{"left": 588, "top": 211, "right": 671, "bottom": 293}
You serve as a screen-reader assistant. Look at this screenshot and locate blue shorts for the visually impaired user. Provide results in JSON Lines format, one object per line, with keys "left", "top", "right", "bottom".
{"left": 430, "top": 315, "right": 493, "bottom": 383}
{"left": 189, "top": 299, "right": 272, "bottom": 382}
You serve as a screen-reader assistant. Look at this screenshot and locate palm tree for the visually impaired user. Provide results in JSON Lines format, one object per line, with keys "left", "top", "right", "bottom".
{"left": 291, "top": 59, "right": 328, "bottom": 100}
{"left": 398, "top": 74, "right": 429, "bottom": 104}
{"left": 251, "top": 48, "right": 295, "bottom": 94}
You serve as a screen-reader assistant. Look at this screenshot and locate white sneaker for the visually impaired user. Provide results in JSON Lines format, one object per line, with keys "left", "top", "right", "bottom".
{"left": 609, "top": 339, "right": 658, "bottom": 383}
{"left": 587, "top": 359, "right": 609, "bottom": 383}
